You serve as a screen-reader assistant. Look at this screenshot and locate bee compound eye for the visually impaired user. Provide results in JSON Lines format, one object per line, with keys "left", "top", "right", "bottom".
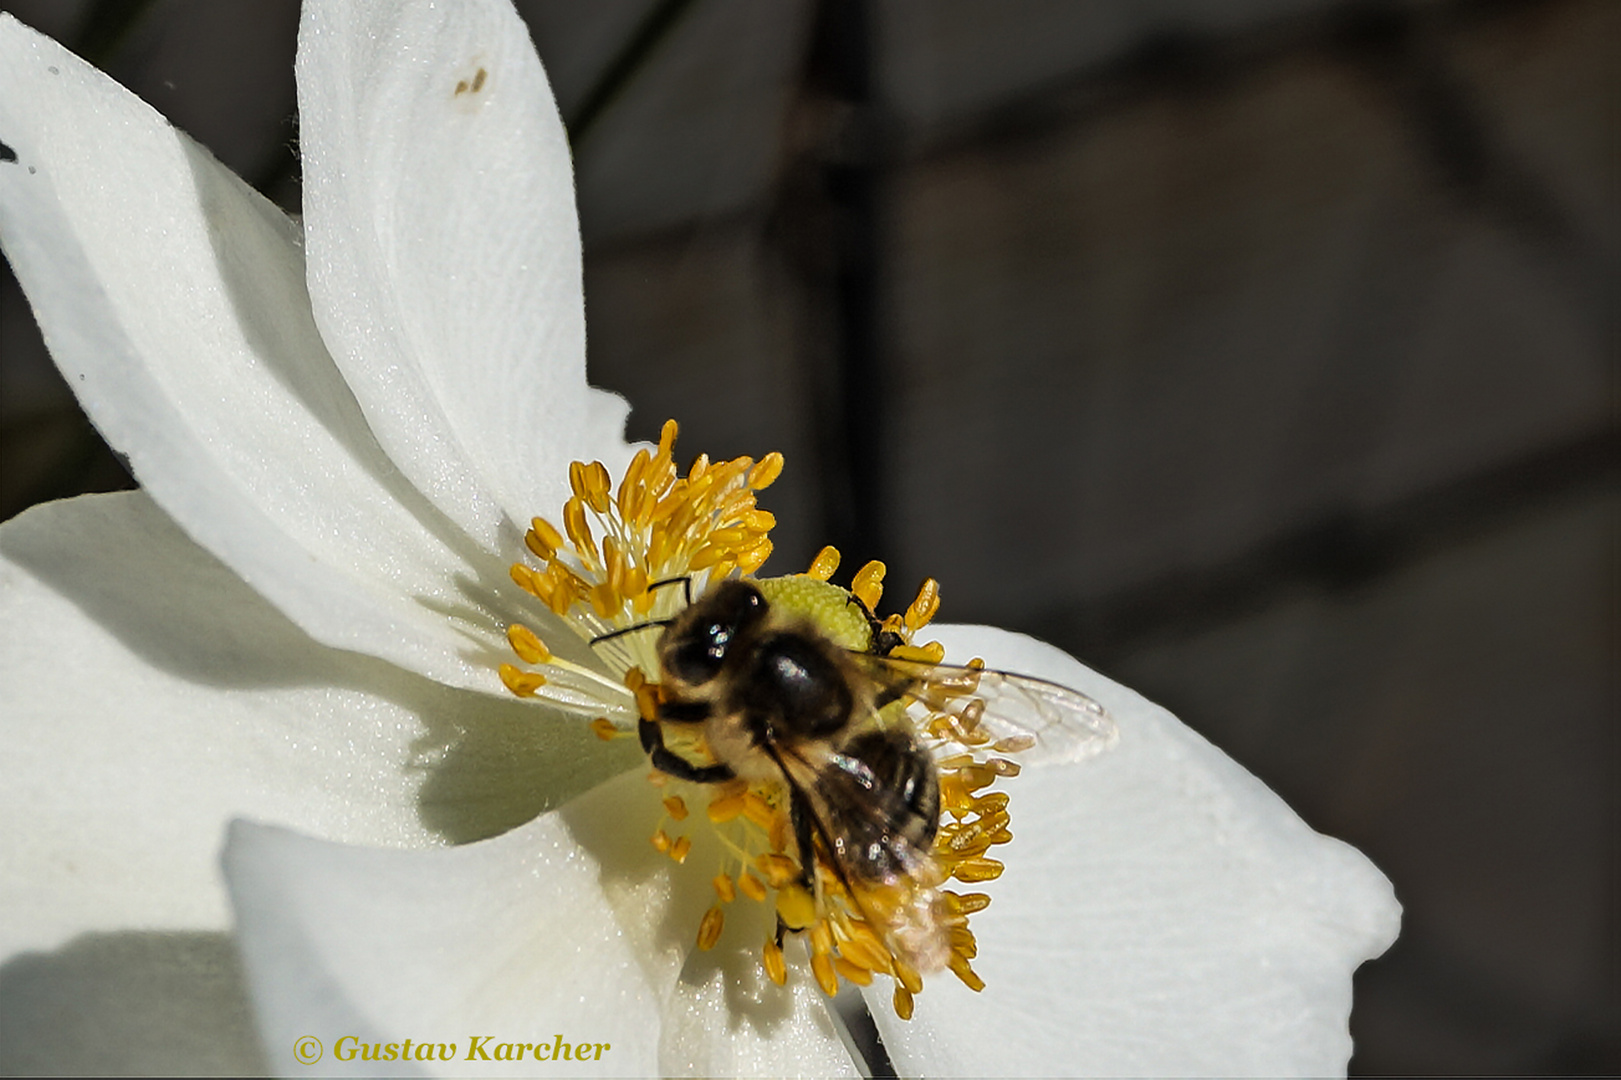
{"left": 669, "top": 637, "right": 724, "bottom": 685}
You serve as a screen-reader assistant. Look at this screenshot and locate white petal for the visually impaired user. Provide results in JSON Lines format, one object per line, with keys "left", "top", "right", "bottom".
{"left": 229, "top": 771, "right": 859, "bottom": 1079}
{"left": 0, "top": 16, "right": 527, "bottom": 690}
{"left": 226, "top": 816, "right": 660, "bottom": 1078}
{"left": 868, "top": 625, "right": 1401, "bottom": 1077}
{"left": 298, "top": 0, "right": 635, "bottom": 550}
{"left": 0, "top": 492, "right": 634, "bottom": 963}
{"left": 225, "top": 774, "right": 860, "bottom": 1080}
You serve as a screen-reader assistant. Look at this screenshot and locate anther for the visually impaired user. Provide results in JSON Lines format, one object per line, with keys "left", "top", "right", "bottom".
{"left": 506, "top": 623, "right": 551, "bottom": 665}
{"left": 810, "top": 921, "right": 835, "bottom": 957}
{"left": 651, "top": 829, "right": 672, "bottom": 854}
{"left": 669, "top": 836, "right": 693, "bottom": 863}
{"left": 563, "top": 497, "right": 597, "bottom": 561}
{"left": 904, "top": 578, "right": 941, "bottom": 632}
{"left": 696, "top": 905, "right": 725, "bottom": 951}
{"left": 946, "top": 891, "right": 992, "bottom": 915}
{"left": 738, "top": 539, "right": 773, "bottom": 574}
{"left": 951, "top": 856, "right": 1004, "bottom": 883}
{"left": 713, "top": 874, "right": 736, "bottom": 903}
{"left": 833, "top": 957, "right": 873, "bottom": 986}
{"left": 811, "top": 952, "right": 839, "bottom": 997}
{"left": 748, "top": 451, "right": 784, "bottom": 490}
{"left": 891, "top": 641, "right": 946, "bottom": 664}
{"left": 806, "top": 545, "right": 841, "bottom": 581}
{"left": 837, "top": 930, "right": 892, "bottom": 975}
{"left": 529, "top": 517, "right": 565, "bottom": 557}
{"left": 762, "top": 941, "right": 787, "bottom": 986}
{"left": 584, "top": 460, "right": 612, "bottom": 513}
{"left": 707, "top": 791, "right": 746, "bottom": 823}
{"left": 589, "top": 718, "right": 620, "bottom": 741}
{"left": 852, "top": 560, "right": 886, "bottom": 610}
{"left": 742, "top": 791, "right": 775, "bottom": 830}
{"left": 893, "top": 985, "right": 915, "bottom": 1021}
{"left": 893, "top": 957, "right": 924, "bottom": 996}
{"left": 662, "top": 795, "right": 689, "bottom": 821}
{"left": 948, "top": 954, "right": 986, "bottom": 992}
{"left": 498, "top": 663, "right": 546, "bottom": 697}
{"left": 756, "top": 853, "right": 800, "bottom": 889}
{"left": 738, "top": 872, "right": 767, "bottom": 902}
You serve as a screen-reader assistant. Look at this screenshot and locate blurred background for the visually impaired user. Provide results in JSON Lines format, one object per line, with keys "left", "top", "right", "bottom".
{"left": 0, "top": 0, "right": 1614, "bottom": 1072}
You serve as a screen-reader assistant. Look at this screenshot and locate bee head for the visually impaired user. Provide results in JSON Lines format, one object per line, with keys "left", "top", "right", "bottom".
{"left": 663, "top": 579, "right": 768, "bottom": 685}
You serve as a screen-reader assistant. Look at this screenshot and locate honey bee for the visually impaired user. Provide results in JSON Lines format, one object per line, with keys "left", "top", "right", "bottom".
{"left": 634, "top": 576, "right": 1116, "bottom": 975}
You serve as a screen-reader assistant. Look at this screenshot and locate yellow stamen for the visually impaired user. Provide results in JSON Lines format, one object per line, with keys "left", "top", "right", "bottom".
{"left": 651, "top": 829, "right": 672, "bottom": 854}
{"left": 893, "top": 985, "right": 915, "bottom": 1021}
{"left": 662, "top": 795, "right": 690, "bottom": 821}
{"left": 589, "top": 718, "right": 620, "bottom": 741}
{"left": 713, "top": 874, "right": 736, "bottom": 903}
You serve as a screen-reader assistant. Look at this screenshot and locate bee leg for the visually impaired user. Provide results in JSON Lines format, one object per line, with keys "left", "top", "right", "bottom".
{"left": 788, "top": 791, "right": 818, "bottom": 892}
{"left": 847, "top": 592, "right": 904, "bottom": 657}
{"left": 639, "top": 717, "right": 735, "bottom": 784}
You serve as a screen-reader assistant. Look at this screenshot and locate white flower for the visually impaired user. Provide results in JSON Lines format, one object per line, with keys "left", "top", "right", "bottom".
{"left": 0, "top": 0, "right": 1400, "bottom": 1076}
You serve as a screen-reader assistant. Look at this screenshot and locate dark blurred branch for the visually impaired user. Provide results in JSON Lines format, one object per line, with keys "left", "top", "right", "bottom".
{"left": 771, "top": 0, "right": 891, "bottom": 577}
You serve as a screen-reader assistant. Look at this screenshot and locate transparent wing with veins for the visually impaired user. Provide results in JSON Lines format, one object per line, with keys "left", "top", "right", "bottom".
{"left": 853, "top": 654, "right": 1118, "bottom": 765}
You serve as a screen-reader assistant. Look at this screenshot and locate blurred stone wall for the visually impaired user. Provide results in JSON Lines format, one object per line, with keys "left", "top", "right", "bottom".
{"left": 1, "top": 0, "right": 1614, "bottom": 1071}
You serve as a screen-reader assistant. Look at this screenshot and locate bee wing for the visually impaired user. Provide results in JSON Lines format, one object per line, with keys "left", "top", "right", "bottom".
{"left": 852, "top": 654, "right": 1118, "bottom": 766}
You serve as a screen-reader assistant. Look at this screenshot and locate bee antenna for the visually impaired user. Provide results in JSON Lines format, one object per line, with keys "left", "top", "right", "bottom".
{"left": 590, "top": 620, "right": 674, "bottom": 647}
{"left": 646, "top": 576, "right": 694, "bottom": 605}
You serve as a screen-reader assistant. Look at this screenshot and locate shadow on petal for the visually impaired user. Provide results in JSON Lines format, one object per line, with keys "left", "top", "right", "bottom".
{"left": 0, "top": 930, "right": 268, "bottom": 1076}
{"left": 3, "top": 492, "right": 634, "bottom": 845}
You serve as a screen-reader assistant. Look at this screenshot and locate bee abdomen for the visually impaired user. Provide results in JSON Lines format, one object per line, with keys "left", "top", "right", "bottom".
{"left": 827, "top": 729, "right": 941, "bottom": 881}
